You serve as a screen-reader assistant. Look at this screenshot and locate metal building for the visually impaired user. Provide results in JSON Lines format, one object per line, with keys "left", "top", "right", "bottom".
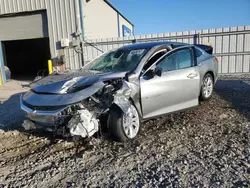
{"left": 0, "top": 0, "right": 133, "bottom": 85}
{"left": 83, "top": 0, "right": 134, "bottom": 39}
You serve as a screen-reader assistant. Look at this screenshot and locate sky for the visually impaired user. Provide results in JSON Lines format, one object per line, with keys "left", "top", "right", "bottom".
{"left": 109, "top": 0, "right": 250, "bottom": 35}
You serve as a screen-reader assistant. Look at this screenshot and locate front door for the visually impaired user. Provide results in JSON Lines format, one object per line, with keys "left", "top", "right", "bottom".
{"left": 140, "top": 47, "right": 200, "bottom": 119}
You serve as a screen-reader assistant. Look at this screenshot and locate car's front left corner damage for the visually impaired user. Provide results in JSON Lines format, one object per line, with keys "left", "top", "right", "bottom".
{"left": 21, "top": 77, "right": 139, "bottom": 140}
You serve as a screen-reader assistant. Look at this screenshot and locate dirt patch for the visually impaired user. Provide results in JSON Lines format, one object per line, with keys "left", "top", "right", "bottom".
{"left": 0, "top": 75, "right": 249, "bottom": 187}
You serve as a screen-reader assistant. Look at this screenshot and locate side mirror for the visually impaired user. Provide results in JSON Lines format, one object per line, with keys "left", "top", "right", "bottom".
{"left": 144, "top": 66, "right": 162, "bottom": 79}
{"left": 144, "top": 69, "right": 155, "bottom": 79}
{"left": 154, "top": 67, "right": 162, "bottom": 77}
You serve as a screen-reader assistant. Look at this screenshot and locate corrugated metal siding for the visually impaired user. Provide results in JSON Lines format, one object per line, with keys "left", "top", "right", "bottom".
{"left": 84, "top": 26, "right": 250, "bottom": 74}
{"left": 0, "top": 0, "right": 82, "bottom": 70}
{"left": 0, "top": 11, "right": 48, "bottom": 40}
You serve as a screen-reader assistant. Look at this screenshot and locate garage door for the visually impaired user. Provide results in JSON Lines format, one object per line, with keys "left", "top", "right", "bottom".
{"left": 0, "top": 11, "right": 48, "bottom": 41}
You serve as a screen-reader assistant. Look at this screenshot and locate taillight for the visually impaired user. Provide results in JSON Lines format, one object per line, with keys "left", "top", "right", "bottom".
{"left": 215, "top": 57, "right": 219, "bottom": 63}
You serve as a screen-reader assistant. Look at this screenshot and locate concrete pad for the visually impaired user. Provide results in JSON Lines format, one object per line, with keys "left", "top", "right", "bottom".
{"left": 0, "top": 80, "right": 31, "bottom": 129}
{"left": 0, "top": 80, "right": 30, "bottom": 103}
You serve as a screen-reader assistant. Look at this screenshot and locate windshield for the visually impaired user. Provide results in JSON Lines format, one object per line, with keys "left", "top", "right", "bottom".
{"left": 83, "top": 48, "right": 148, "bottom": 73}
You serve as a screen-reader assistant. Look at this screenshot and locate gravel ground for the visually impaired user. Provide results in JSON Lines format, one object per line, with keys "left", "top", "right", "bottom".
{"left": 0, "top": 75, "right": 250, "bottom": 187}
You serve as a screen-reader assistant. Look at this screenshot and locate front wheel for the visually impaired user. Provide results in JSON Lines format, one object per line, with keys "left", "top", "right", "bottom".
{"left": 108, "top": 104, "right": 140, "bottom": 142}
{"left": 200, "top": 73, "right": 214, "bottom": 101}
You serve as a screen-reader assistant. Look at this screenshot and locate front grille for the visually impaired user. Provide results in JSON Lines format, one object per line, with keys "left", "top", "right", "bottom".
{"left": 23, "top": 101, "right": 66, "bottom": 111}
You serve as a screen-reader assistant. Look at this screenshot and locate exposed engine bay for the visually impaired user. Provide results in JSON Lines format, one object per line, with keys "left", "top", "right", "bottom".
{"left": 21, "top": 72, "right": 136, "bottom": 139}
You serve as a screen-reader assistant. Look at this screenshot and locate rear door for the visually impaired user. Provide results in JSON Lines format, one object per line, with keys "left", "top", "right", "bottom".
{"left": 140, "top": 46, "right": 200, "bottom": 119}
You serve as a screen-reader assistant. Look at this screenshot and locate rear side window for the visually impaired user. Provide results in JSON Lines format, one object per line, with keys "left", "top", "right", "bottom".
{"left": 195, "top": 48, "right": 203, "bottom": 57}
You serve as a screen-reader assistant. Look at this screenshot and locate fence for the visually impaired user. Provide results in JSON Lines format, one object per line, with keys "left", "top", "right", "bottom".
{"left": 83, "top": 25, "right": 250, "bottom": 74}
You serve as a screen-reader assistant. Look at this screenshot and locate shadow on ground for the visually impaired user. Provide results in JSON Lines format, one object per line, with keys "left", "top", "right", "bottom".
{"left": 0, "top": 92, "right": 26, "bottom": 131}
{"left": 215, "top": 78, "right": 250, "bottom": 121}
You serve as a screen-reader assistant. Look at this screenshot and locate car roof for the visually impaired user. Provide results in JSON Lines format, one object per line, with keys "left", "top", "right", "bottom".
{"left": 118, "top": 41, "right": 188, "bottom": 51}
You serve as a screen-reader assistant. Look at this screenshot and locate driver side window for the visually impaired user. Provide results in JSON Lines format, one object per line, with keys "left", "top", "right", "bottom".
{"left": 143, "top": 49, "right": 168, "bottom": 72}
{"left": 157, "top": 53, "right": 178, "bottom": 72}
{"left": 157, "top": 48, "right": 193, "bottom": 73}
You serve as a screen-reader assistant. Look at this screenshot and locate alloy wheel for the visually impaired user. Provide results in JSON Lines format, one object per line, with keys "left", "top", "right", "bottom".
{"left": 203, "top": 76, "right": 213, "bottom": 98}
{"left": 122, "top": 105, "right": 140, "bottom": 139}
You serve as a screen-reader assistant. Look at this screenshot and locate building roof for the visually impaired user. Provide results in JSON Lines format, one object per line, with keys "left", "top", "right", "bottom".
{"left": 104, "top": 0, "right": 134, "bottom": 27}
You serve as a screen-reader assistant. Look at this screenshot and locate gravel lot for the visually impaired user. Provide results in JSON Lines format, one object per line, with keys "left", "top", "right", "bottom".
{"left": 0, "top": 75, "right": 250, "bottom": 187}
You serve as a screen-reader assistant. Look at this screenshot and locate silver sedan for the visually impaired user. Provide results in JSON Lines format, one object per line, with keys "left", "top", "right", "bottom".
{"left": 20, "top": 42, "right": 218, "bottom": 142}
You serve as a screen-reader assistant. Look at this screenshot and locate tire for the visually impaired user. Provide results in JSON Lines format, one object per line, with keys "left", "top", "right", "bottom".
{"left": 108, "top": 104, "right": 140, "bottom": 142}
{"left": 200, "top": 73, "right": 214, "bottom": 101}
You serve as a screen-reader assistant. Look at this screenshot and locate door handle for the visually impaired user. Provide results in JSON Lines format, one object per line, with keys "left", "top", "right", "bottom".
{"left": 187, "top": 73, "right": 198, "bottom": 79}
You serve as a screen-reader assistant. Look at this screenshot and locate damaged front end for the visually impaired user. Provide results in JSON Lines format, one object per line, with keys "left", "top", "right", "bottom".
{"left": 20, "top": 74, "right": 135, "bottom": 139}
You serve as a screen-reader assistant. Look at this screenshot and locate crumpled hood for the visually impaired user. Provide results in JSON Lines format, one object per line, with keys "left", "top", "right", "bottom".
{"left": 31, "top": 70, "right": 127, "bottom": 94}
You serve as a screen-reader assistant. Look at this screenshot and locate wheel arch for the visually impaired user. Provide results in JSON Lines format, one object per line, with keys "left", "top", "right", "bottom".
{"left": 109, "top": 103, "right": 123, "bottom": 114}
{"left": 110, "top": 98, "right": 142, "bottom": 119}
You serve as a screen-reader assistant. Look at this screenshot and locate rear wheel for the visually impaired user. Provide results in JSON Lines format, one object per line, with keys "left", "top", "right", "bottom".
{"left": 200, "top": 73, "right": 214, "bottom": 101}
{"left": 108, "top": 105, "right": 140, "bottom": 142}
